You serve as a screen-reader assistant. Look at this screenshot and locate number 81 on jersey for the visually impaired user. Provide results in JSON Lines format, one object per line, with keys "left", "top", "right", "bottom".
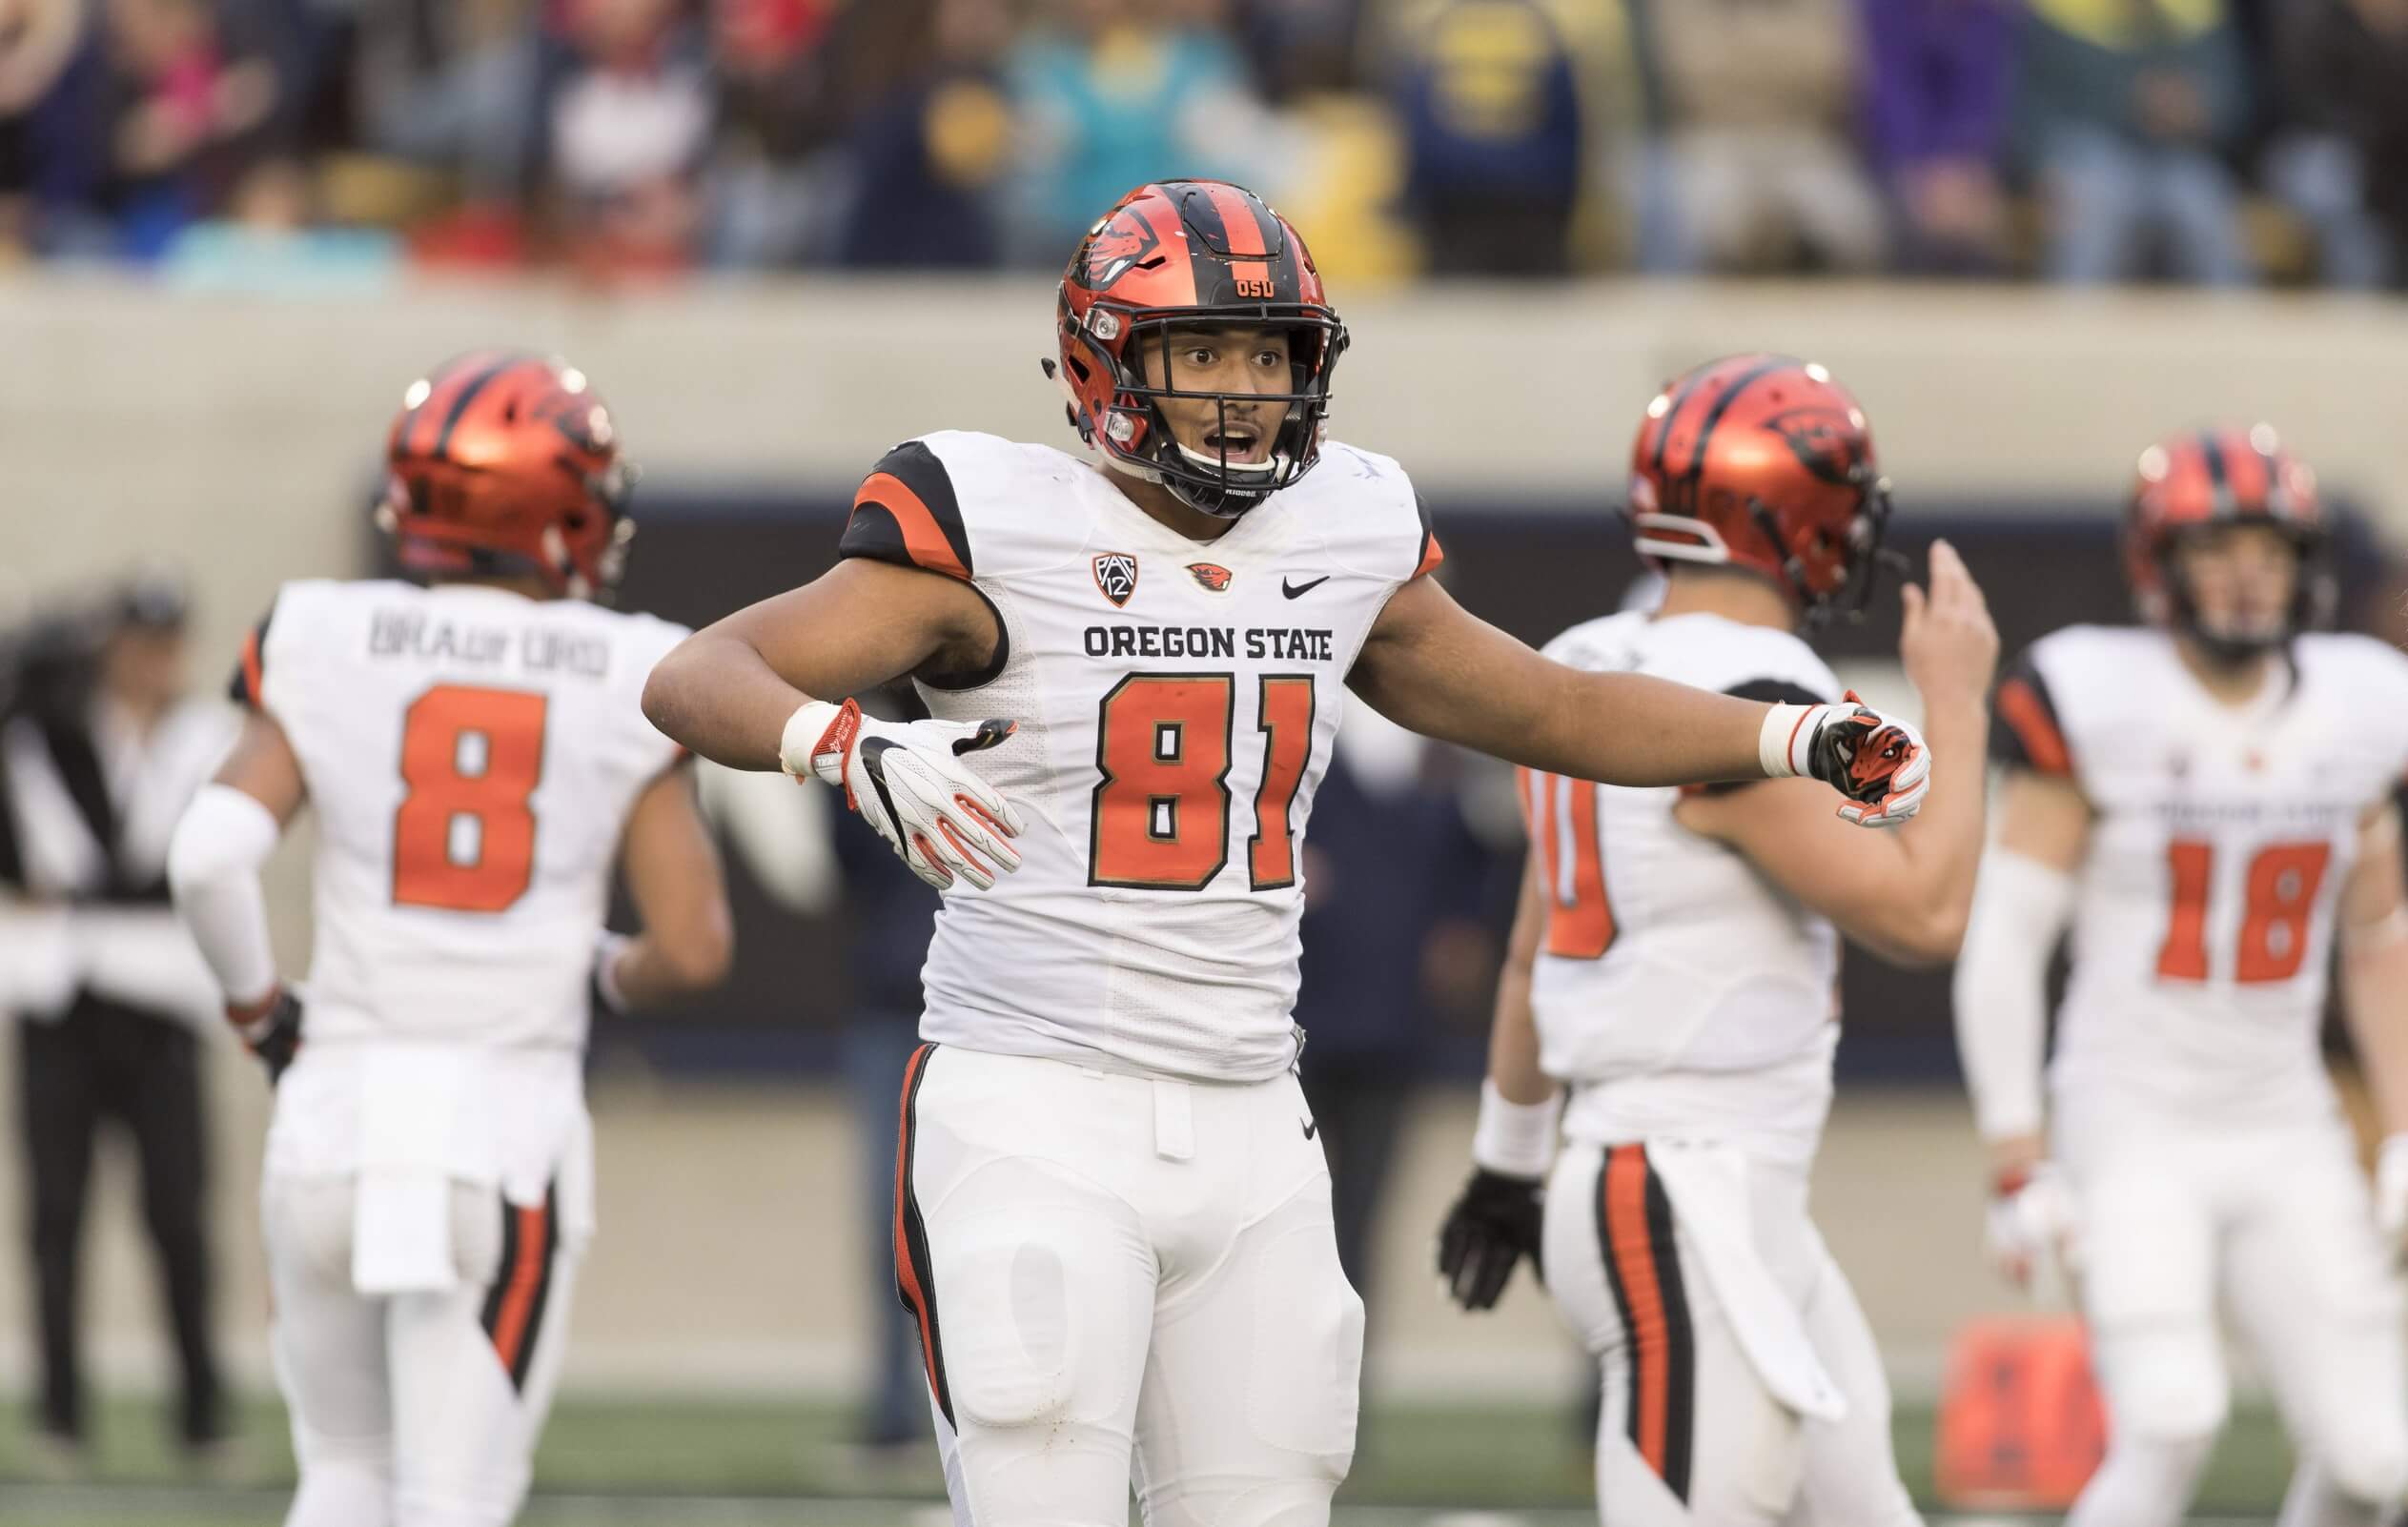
{"left": 1088, "top": 674, "right": 1315, "bottom": 892}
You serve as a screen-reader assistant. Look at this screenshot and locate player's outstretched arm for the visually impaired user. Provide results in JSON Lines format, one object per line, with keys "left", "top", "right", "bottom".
{"left": 2339, "top": 804, "right": 2408, "bottom": 1255}
{"left": 1673, "top": 541, "right": 1999, "bottom": 967}
{"left": 168, "top": 711, "right": 309, "bottom": 1080}
{"left": 643, "top": 560, "right": 1025, "bottom": 892}
{"left": 1439, "top": 855, "right": 1556, "bottom": 1313}
{"left": 1350, "top": 576, "right": 1929, "bottom": 823}
{"left": 599, "top": 762, "right": 735, "bottom": 1011}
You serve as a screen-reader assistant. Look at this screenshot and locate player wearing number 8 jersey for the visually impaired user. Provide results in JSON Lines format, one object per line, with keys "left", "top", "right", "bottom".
{"left": 642, "top": 182, "right": 1933, "bottom": 1527}
{"left": 165, "top": 354, "right": 734, "bottom": 1527}
{"left": 1956, "top": 426, "right": 2408, "bottom": 1527}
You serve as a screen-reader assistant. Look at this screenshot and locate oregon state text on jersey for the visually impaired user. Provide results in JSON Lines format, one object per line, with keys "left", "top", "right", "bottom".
{"left": 1993, "top": 626, "right": 2408, "bottom": 1119}
{"left": 231, "top": 579, "right": 688, "bottom": 1054}
{"left": 1526, "top": 610, "right": 1843, "bottom": 1164}
{"left": 841, "top": 430, "right": 1443, "bottom": 1081}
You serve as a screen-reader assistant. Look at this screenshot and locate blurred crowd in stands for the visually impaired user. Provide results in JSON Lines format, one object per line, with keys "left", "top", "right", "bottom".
{"left": 1, "top": 0, "right": 2404, "bottom": 288}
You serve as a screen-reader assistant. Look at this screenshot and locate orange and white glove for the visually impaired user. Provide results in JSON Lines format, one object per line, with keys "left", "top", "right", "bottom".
{"left": 1762, "top": 691, "right": 1932, "bottom": 827}
{"left": 781, "top": 698, "right": 1025, "bottom": 891}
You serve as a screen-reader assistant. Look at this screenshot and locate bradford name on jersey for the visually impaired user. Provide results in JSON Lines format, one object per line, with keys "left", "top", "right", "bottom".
{"left": 232, "top": 579, "right": 689, "bottom": 1053}
{"left": 1524, "top": 610, "right": 1842, "bottom": 1160}
{"left": 1992, "top": 625, "right": 2408, "bottom": 1117}
{"left": 841, "top": 430, "right": 1443, "bottom": 1082}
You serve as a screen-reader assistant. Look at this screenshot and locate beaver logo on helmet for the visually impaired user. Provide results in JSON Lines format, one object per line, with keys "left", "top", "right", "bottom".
{"left": 1762, "top": 406, "right": 1871, "bottom": 487}
{"left": 1077, "top": 209, "right": 1163, "bottom": 293}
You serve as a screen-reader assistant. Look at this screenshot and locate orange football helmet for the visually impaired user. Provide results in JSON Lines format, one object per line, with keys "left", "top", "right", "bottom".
{"left": 1047, "top": 179, "right": 1346, "bottom": 519}
{"left": 2124, "top": 424, "right": 2328, "bottom": 662}
{"left": 377, "top": 352, "right": 635, "bottom": 600}
{"left": 1626, "top": 355, "right": 1895, "bottom": 622}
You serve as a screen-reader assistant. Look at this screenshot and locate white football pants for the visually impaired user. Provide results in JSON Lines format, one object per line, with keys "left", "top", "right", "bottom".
{"left": 1542, "top": 1139, "right": 1922, "bottom": 1527}
{"left": 263, "top": 1174, "right": 580, "bottom": 1527}
{"left": 894, "top": 1043, "right": 1363, "bottom": 1527}
{"left": 2057, "top": 1093, "right": 2408, "bottom": 1527}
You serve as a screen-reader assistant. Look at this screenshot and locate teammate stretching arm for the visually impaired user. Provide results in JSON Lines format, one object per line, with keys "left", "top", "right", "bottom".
{"left": 1439, "top": 357, "right": 1992, "bottom": 1527}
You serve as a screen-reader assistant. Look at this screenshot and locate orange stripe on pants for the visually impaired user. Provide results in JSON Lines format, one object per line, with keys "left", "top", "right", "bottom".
{"left": 1605, "top": 1144, "right": 1672, "bottom": 1484}
{"left": 488, "top": 1200, "right": 549, "bottom": 1374}
{"left": 892, "top": 1044, "right": 944, "bottom": 1406}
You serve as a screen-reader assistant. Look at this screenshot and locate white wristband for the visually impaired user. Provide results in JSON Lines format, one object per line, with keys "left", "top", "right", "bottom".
{"left": 594, "top": 930, "right": 635, "bottom": 1014}
{"left": 1470, "top": 1078, "right": 1562, "bottom": 1179}
{"left": 778, "top": 700, "right": 847, "bottom": 784}
{"left": 1759, "top": 703, "right": 1818, "bottom": 779}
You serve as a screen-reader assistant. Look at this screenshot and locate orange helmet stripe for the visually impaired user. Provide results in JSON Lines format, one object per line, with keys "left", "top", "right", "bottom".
{"left": 1201, "top": 180, "right": 1273, "bottom": 295}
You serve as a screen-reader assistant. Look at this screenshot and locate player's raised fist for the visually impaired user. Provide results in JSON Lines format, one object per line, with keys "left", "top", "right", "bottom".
{"left": 783, "top": 698, "right": 1026, "bottom": 891}
{"left": 1761, "top": 693, "right": 1932, "bottom": 827}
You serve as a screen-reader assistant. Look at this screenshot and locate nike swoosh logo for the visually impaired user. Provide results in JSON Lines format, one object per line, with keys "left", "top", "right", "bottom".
{"left": 1300, "top": 1118, "right": 1318, "bottom": 1140}
{"left": 1282, "top": 576, "right": 1331, "bottom": 600}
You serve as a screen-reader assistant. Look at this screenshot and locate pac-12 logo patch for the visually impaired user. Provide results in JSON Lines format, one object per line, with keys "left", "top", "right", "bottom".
{"left": 1093, "top": 553, "right": 1139, "bottom": 608}
{"left": 1186, "top": 562, "right": 1233, "bottom": 594}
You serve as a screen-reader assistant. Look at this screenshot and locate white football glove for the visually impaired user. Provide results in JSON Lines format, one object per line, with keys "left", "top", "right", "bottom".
{"left": 1986, "top": 1162, "right": 2081, "bottom": 1290}
{"left": 1763, "top": 690, "right": 1932, "bottom": 828}
{"left": 782, "top": 698, "right": 1025, "bottom": 891}
{"left": 2376, "top": 1134, "right": 2408, "bottom": 1263}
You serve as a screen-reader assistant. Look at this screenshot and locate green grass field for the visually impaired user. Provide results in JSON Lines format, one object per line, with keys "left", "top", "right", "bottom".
{"left": 0, "top": 1393, "right": 2301, "bottom": 1524}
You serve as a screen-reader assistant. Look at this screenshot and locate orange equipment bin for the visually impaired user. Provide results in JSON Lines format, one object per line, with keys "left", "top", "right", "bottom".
{"left": 1934, "top": 1313, "right": 2108, "bottom": 1511}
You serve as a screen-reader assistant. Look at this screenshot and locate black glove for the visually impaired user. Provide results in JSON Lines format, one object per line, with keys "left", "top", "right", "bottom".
{"left": 228, "top": 988, "right": 303, "bottom": 1086}
{"left": 1438, "top": 1167, "right": 1544, "bottom": 1312}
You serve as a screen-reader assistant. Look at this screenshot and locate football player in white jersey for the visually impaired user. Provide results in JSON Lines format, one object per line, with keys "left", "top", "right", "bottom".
{"left": 641, "top": 180, "right": 1935, "bottom": 1527}
{"left": 1956, "top": 426, "right": 2408, "bottom": 1527}
{"left": 1436, "top": 356, "right": 1997, "bottom": 1526}
{"left": 164, "top": 354, "right": 735, "bottom": 1527}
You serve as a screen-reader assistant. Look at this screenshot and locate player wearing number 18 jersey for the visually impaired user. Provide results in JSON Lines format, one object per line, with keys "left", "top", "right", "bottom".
{"left": 642, "top": 181, "right": 1935, "bottom": 1527}
{"left": 1955, "top": 427, "right": 2408, "bottom": 1527}
{"left": 166, "top": 354, "right": 734, "bottom": 1527}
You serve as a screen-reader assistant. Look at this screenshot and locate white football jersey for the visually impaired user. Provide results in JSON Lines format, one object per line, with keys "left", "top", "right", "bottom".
{"left": 1525, "top": 610, "right": 1843, "bottom": 1161}
{"left": 238, "top": 579, "right": 688, "bottom": 1052}
{"left": 1995, "top": 626, "right": 2408, "bottom": 1121}
{"left": 838, "top": 430, "right": 1442, "bottom": 1081}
